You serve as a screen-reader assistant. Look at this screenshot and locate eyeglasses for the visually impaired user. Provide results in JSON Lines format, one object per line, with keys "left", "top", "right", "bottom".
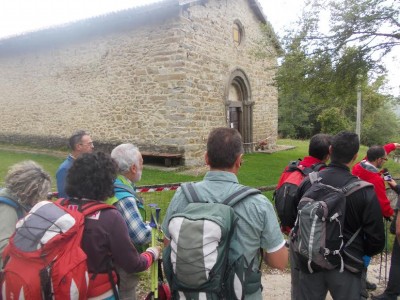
{"left": 240, "top": 159, "right": 244, "bottom": 167}
{"left": 80, "top": 142, "right": 94, "bottom": 146}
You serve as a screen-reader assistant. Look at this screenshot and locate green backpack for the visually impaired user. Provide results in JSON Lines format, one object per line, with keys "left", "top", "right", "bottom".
{"left": 163, "top": 183, "right": 262, "bottom": 300}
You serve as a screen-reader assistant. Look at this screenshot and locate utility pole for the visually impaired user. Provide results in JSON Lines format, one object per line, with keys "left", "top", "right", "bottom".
{"left": 356, "top": 81, "right": 362, "bottom": 140}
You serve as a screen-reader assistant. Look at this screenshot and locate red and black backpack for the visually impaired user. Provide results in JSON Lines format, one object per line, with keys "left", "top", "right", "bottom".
{"left": 1, "top": 199, "right": 116, "bottom": 300}
{"left": 274, "top": 160, "right": 325, "bottom": 233}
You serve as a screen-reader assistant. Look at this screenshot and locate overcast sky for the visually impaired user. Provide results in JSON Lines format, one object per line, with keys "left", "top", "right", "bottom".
{"left": 0, "top": 0, "right": 302, "bottom": 38}
{"left": 0, "top": 0, "right": 397, "bottom": 95}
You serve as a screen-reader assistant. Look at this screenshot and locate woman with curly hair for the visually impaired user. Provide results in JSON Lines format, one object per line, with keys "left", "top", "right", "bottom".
{"left": 0, "top": 160, "right": 51, "bottom": 268}
{"left": 65, "top": 151, "right": 160, "bottom": 300}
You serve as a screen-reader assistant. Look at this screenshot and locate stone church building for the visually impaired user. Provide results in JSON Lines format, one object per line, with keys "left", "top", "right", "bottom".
{"left": 0, "top": 0, "right": 279, "bottom": 166}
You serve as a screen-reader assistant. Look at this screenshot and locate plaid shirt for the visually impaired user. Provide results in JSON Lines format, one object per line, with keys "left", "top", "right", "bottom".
{"left": 115, "top": 195, "right": 151, "bottom": 246}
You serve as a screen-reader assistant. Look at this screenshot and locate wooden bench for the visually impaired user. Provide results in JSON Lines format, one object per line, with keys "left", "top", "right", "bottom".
{"left": 141, "top": 151, "right": 183, "bottom": 167}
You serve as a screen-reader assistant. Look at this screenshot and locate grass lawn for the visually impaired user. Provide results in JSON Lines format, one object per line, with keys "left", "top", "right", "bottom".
{"left": 0, "top": 149, "right": 63, "bottom": 187}
{"left": 2, "top": 139, "right": 400, "bottom": 224}
{"left": 2, "top": 139, "right": 400, "bottom": 193}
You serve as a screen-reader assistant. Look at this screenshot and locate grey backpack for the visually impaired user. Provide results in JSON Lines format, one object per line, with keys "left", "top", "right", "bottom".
{"left": 290, "top": 172, "right": 372, "bottom": 273}
{"left": 163, "top": 183, "right": 262, "bottom": 299}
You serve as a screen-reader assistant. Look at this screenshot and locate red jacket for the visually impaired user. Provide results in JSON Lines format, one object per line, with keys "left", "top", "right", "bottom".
{"left": 351, "top": 143, "right": 396, "bottom": 218}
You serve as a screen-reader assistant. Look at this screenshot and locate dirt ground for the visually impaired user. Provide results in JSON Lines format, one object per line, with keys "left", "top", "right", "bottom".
{"left": 137, "top": 255, "right": 392, "bottom": 299}
{"left": 262, "top": 255, "right": 392, "bottom": 300}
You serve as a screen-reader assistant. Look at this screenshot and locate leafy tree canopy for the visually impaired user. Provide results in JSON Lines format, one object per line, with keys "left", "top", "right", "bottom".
{"left": 294, "top": 0, "right": 400, "bottom": 70}
{"left": 270, "top": 0, "right": 400, "bottom": 142}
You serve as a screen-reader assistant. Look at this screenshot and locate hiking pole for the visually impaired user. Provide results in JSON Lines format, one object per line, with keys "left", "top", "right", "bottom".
{"left": 379, "top": 251, "right": 383, "bottom": 284}
{"left": 378, "top": 217, "right": 389, "bottom": 285}
{"left": 385, "top": 218, "right": 389, "bottom": 287}
{"left": 156, "top": 207, "right": 161, "bottom": 229}
{"left": 149, "top": 204, "right": 160, "bottom": 300}
{"left": 154, "top": 206, "right": 161, "bottom": 299}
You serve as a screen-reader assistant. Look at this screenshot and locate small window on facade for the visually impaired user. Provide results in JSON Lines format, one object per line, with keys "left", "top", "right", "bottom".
{"left": 233, "top": 21, "right": 244, "bottom": 46}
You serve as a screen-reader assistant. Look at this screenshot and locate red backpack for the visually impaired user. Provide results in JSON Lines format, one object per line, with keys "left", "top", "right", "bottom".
{"left": 274, "top": 160, "right": 325, "bottom": 233}
{"left": 1, "top": 199, "right": 115, "bottom": 300}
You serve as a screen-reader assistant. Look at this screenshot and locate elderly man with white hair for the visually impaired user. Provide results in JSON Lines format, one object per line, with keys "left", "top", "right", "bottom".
{"left": 106, "top": 143, "right": 152, "bottom": 300}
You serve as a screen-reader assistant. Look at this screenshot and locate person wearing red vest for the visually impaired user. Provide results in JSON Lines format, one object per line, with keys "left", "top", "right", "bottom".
{"left": 352, "top": 143, "right": 400, "bottom": 218}
{"left": 352, "top": 142, "right": 400, "bottom": 298}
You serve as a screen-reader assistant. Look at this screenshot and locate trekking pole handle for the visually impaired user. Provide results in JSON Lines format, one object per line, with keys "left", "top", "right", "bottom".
{"left": 149, "top": 203, "right": 158, "bottom": 229}
{"left": 156, "top": 207, "right": 161, "bottom": 224}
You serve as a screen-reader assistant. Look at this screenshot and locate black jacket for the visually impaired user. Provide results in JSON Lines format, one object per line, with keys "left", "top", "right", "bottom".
{"left": 296, "top": 162, "right": 385, "bottom": 272}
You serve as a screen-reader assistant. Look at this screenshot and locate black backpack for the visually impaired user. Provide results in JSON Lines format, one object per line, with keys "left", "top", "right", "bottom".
{"left": 290, "top": 172, "right": 372, "bottom": 273}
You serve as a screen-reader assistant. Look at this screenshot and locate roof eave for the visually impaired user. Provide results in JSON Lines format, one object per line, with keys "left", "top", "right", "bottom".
{"left": 249, "top": 0, "right": 282, "bottom": 53}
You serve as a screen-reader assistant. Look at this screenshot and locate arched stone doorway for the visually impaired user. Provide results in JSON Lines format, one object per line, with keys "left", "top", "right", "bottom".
{"left": 225, "top": 69, "right": 254, "bottom": 153}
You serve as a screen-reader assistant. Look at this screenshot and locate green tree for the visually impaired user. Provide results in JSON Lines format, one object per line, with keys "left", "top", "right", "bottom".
{"left": 275, "top": 42, "right": 319, "bottom": 138}
{"left": 275, "top": 43, "right": 376, "bottom": 137}
{"left": 317, "top": 107, "right": 351, "bottom": 134}
{"left": 300, "top": 0, "right": 400, "bottom": 66}
{"left": 272, "top": 0, "right": 400, "bottom": 140}
{"left": 278, "top": 93, "right": 316, "bottom": 138}
{"left": 362, "top": 105, "right": 399, "bottom": 145}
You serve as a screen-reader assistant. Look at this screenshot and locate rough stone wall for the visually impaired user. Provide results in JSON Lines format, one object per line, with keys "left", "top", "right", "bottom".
{"left": 179, "top": 0, "right": 278, "bottom": 162}
{"left": 0, "top": 0, "right": 278, "bottom": 166}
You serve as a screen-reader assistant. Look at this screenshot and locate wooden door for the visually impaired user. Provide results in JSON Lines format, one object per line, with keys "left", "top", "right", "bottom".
{"left": 229, "top": 107, "right": 241, "bottom": 130}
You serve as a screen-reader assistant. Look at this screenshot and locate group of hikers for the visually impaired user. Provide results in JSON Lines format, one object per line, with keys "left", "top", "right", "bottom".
{"left": 275, "top": 133, "right": 400, "bottom": 300}
{"left": 0, "top": 127, "right": 399, "bottom": 300}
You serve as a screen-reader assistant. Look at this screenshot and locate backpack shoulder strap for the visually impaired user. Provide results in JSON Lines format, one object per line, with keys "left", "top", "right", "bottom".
{"left": 302, "top": 162, "right": 326, "bottom": 175}
{"left": 341, "top": 180, "right": 373, "bottom": 246}
{"left": 0, "top": 196, "right": 19, "bottom": 209}
{"left": 342, "top": 180, "right": 373, "bottom": 196}
{"left": 345, "top": 227, "right": 362, "bottom": 248}
{"left": 295, "top": 162, "right": 326, "bottom": 176}
{"left": 56, "top": 198, "right": 115, "bottom": 216}
{"left": 301, "top": 166, "right": 315, "bottom": 176}
{"left": 80, "top": 202, "right": 116, "bottom": 217}
{"left": 287, "top": 159, "right": 301, "bottom": 171}
{"left": 287, "top": 160, "right": 310, "bottom": 176}
{"left": 181, "top": 182, "right": 201, "bottom": 203}
{"left": 114, "top": 183, "right": 144, "bottom": 206}
{"left": 181, "top": 183, "right": 260, "bottom": 207}
{"left": 222, "top": 186, "right": 261, "bottom": 207}
{"left": 308, "top": 171, "right": 321, "bottom": 184}
{"left": 311, "top": 162, "right": 326, "bottom": 172}
{"left": 114, "top": 183, "right": 136, "bottom": 195}
{"left": 0, "top": 196, "right": 24, "bottom": 219}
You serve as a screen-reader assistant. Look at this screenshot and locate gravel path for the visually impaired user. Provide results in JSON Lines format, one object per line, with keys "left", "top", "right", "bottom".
{"left": 262, "top": 255, "right": 391, "bottom": 299}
